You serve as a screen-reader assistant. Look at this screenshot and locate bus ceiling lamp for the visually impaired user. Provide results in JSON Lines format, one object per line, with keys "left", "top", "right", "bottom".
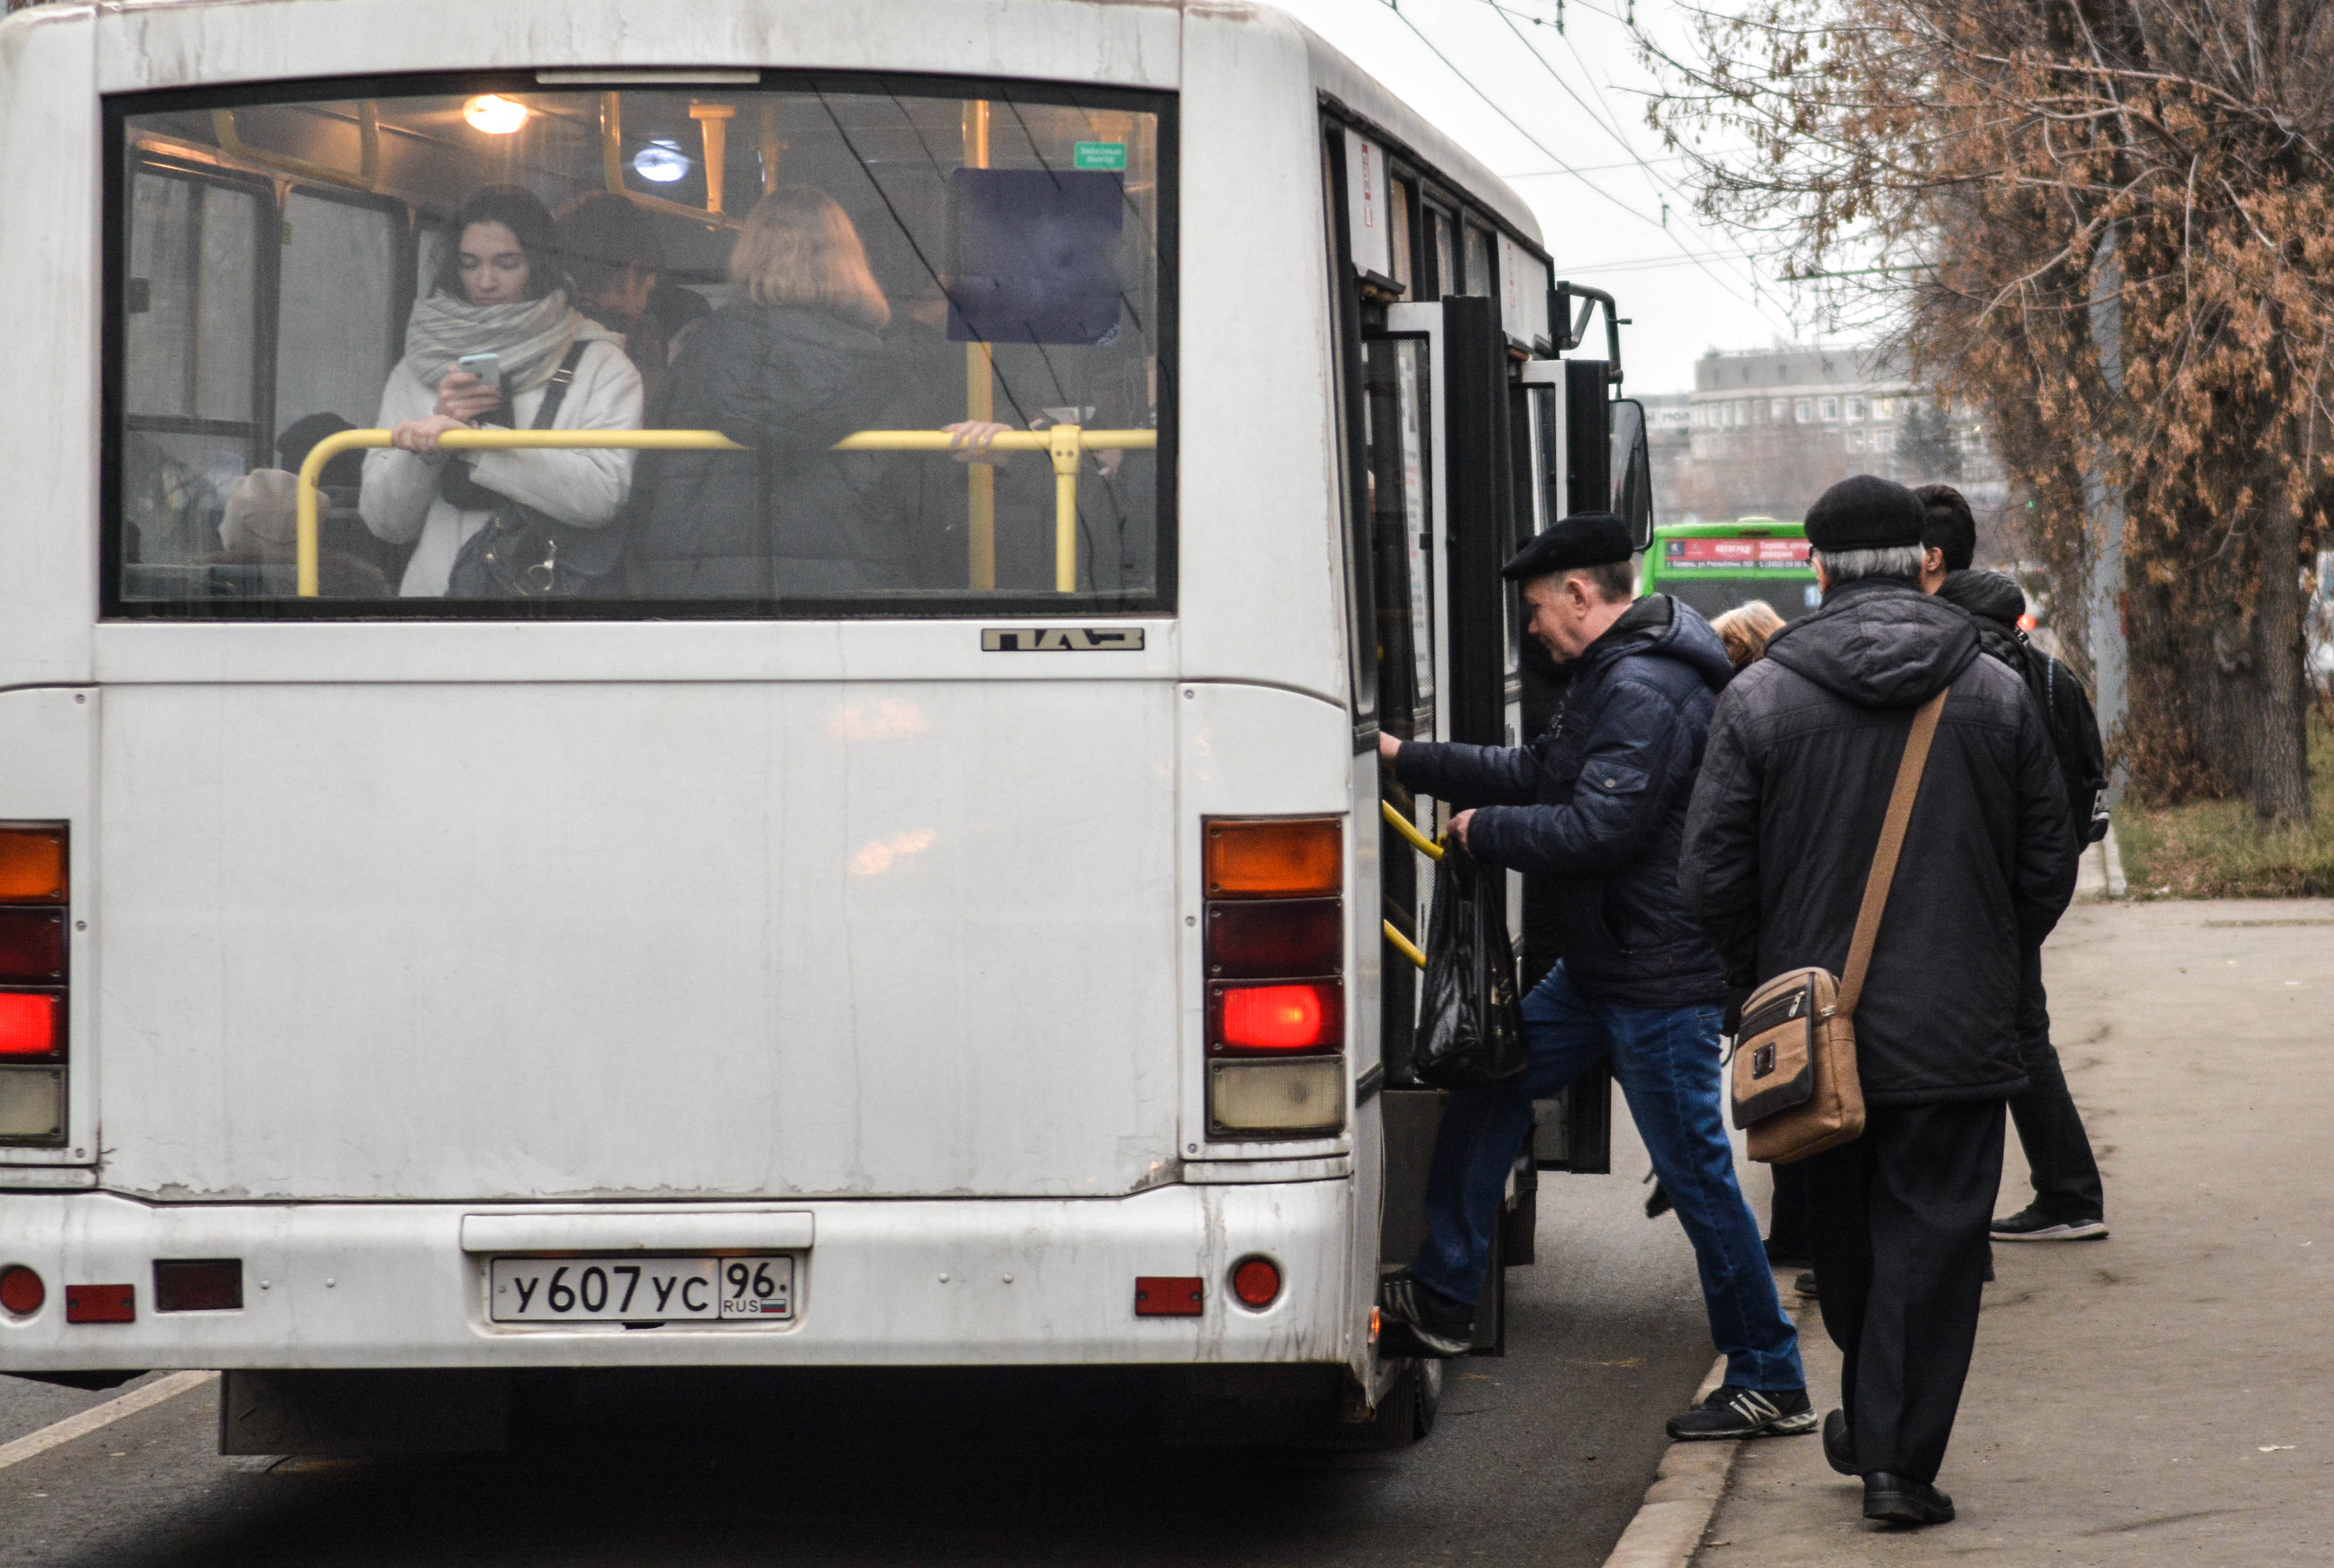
{"left": 463, "top": 95, "right": 530, "bottom": 135}
{"left": 633, "top": 140, "right": 690, "bottom": 183}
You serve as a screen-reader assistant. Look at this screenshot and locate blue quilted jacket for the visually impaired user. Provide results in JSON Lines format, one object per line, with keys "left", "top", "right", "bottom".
{"left": 1394, "top": 595, "right": 1734, "bottom": 1007}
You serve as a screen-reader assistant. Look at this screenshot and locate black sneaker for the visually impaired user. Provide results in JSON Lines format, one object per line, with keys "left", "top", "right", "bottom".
{"left": 1864, "top": 1472, "right": 1954, "bottom": 1524}
{"left": 1794, "top": 1270, "right": 1819, "bottom": 1298}
{"left": 1823, "top": 1408, "right": 1856, "bottom": 1475}
{"left": 1992, "top": 1205, "right": 2109, "bottom": 1242}
{"left": 1666, "top": 1385, "right": 1819, "bottom": 1441}
{"left": 1377, "top": 1268, "right": 1473, "bottom": 1358}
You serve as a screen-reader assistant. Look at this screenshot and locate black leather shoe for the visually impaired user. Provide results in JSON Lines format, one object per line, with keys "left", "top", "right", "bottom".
{"left": 1864, "top": 1472, "right": 1954, "bottom": 1524}
{"left": 1822, "top": 1408, "right": 1855, "bottom": 1476}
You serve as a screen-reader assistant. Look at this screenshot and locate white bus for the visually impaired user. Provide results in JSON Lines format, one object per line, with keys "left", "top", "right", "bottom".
{"left": 0, "top": 0, "right": 1650, "bottom": 1450}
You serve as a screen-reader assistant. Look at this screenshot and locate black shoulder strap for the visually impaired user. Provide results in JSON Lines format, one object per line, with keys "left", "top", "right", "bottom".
{"left": 531, "top": 341, "right": 591, "bottom": 431}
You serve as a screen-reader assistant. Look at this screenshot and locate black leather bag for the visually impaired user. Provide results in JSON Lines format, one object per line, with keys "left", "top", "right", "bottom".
{"left": 446, "top": 343, "right": 626, "bottom": 598}
{"left": 1414, "top": 840, "right": 1528, "bottom": 1090}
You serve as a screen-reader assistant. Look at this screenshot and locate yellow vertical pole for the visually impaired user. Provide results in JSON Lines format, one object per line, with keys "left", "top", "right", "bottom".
{"left": 964, "top": 100, "right": 996, "bottom": 590}
{"left": 1050, "top": 424, "right": 1081, "bottom": 592}
{"left": 758, "top": 102, "right": 785, "bottom": 195}
{"left": 690, "top": 103, "right": 735, "bottom": 217}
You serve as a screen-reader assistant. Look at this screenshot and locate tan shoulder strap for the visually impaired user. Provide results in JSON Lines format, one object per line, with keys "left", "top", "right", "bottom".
{"left": 1835, "top": 687, "right": 1949, "bottom": 1017}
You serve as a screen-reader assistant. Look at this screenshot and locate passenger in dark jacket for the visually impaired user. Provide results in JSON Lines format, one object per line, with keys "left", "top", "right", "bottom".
{"left": 1376, "top": 512, "right": 1810, "bottom": 1445}
{"left": 631, "top": 188, "right": 902, "bottom": 597}
{"left": 1682, "top": 475, "right": 2077, "bottom": 1525}
{"left": 1918, "top": 485, "right": 2111, "bottom": 1242}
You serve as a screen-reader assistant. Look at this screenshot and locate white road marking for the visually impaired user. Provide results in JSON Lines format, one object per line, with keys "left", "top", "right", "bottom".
{"left": 0, "top": 1371, "right": 216, "bottom": 1472}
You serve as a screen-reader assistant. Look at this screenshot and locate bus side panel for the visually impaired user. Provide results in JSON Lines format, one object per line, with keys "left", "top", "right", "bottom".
{"left": 92, "top": 680, "right": 1182, "bottom": 1202}
{"left": 1177, "top": 5, "right": 1348, "bottom": 703}
{"left": 0, "top": 687, "right": 98, "bottom": 1171}
{"left": 0, "top": 8, "right": 96, "bottom": 688}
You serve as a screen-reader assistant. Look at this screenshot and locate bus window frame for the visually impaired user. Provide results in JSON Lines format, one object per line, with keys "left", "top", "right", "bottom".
{"left": 117, "top": 155, "right": 282, "bottom": 477}
{"left": 99, "top": 69, "right": 1179, "bottom": 623}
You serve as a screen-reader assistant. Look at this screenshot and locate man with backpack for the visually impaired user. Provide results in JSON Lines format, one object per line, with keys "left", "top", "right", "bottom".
{"left": 1916, "top": 484, "right": 2112, "bottom": 1243}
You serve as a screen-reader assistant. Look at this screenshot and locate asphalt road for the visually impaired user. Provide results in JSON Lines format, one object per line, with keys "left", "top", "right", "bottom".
{"left": 1, "top": 1113, "right": 1722, "bottom": 1568}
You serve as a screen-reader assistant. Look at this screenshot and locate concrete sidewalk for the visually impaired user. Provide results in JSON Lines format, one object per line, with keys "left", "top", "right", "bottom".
{"left": 1700, "top": 898, "right": 2334, "bottom": 1565}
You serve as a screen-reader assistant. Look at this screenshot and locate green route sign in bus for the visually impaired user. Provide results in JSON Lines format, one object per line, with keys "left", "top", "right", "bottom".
{"left": 1639, "top": 518, "right": 1823, "bottom": 624}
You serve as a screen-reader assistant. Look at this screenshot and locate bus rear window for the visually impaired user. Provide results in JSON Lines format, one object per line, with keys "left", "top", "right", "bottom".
{"left": 106, "top": 75, "right": 1173, "bottom": 618}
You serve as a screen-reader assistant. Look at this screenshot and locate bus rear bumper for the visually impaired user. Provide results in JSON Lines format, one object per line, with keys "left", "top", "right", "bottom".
{"left": 0, "top": 1181, "right": 1362, "bottom": 1373}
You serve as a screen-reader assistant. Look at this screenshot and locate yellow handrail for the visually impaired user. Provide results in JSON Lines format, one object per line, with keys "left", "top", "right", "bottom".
{"left": 1380, "top": 798, "right": 1445, "bottom": 862}
{"left": 294, "top": 425, "right": 1157, "bottom": 597}
{"left": 1383, "top": 918, "right": 1426, "bottom": 971}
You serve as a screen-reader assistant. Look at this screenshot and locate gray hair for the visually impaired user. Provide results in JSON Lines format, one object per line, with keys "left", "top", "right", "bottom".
{"left": 1811, "top": 544, "right": 1927, "bottom": 584}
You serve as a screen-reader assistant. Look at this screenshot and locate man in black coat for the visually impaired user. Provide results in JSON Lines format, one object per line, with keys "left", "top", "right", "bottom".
{"left": 1378, "top": 512, "right": 1812, "bottom": 1444}
{"left": 1683, "top": 476, "right": 2077, "bottom": 1525}
{"left": 1917, "top": 485, "right": 2111, "bottom": 1243}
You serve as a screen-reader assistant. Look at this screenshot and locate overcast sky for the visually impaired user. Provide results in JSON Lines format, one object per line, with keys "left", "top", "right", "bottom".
{"left": 1272, "top": 0, "right": 1808, "bottom": 396}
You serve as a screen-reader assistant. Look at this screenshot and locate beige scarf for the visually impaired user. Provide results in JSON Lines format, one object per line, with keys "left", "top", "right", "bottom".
{"left": 399, "top": 288, "right": 582, "bottom": 394}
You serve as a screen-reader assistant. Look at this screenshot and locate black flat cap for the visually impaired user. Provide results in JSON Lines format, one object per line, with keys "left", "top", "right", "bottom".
{"left": 1502, "top": 511, "right": 1633, "bottom": 579}
{"left": 1803, "top": 475, "right": 1924, "bottom": 551}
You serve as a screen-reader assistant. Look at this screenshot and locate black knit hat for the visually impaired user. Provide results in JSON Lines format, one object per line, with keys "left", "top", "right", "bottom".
{"left": 1803, "top": 475, "right": 1925, "bottom": 551}
{"left": 1502, "top": 511, "right": 1634, "bottom": 579}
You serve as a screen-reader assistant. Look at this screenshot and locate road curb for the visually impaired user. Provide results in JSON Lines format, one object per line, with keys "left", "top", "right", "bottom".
{"left": 1597, "top": 1355, "right": 1738, "bottom": 1568}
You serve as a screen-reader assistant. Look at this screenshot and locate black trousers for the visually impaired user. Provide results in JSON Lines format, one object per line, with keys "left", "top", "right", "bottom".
{"left": 2011, "top": 947, "right": 2106, "bottom": 1220}
{"left": 1805, "top": 1100, "right": 2005, "bottom": 1484}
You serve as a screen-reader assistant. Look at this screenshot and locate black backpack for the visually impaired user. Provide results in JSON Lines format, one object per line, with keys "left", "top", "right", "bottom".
{"left": 2015, "top": 637, "right": 2111, "bottom": 846}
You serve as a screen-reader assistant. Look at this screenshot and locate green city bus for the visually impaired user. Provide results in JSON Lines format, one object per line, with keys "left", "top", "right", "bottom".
{"left": 1639, "top": 518, "right": 1822, "bottom": 625}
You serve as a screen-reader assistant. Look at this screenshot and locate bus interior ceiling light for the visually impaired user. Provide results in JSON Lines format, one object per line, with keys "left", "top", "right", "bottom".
{"left": 633, "top": 140, "right": 690, "bottom": 183}
{"left": 463, "top": 95, "right": 530, "bottom": 135}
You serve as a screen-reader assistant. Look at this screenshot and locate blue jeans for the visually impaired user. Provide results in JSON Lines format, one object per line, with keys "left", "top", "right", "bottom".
{"left": 1412, "top": 963, "right": 1805, "bottom": 1392}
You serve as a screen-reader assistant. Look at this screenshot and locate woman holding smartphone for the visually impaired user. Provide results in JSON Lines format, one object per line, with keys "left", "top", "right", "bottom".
{"left": 359, "top": 185, "right": 643, "bottom": 596}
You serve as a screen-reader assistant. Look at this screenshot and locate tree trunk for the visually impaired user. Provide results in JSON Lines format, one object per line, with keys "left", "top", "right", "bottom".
{"left": 2249, "top": 489, "right": 2314, "bottom": 824}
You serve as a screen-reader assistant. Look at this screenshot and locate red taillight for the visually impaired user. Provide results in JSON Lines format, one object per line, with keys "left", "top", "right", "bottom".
{"left": 1231, "top": 1257, "right": 1281, "bottom": 1308}
{"left": 1210, "top": 982, "right": 1343, "bottom": 1052}
{"left": 0, "top": 1264, "right": 43, "bottom": 1316}
{"left": 1206, "top": 899, "right": 1341, "bottom": 979}
{"left": 0, "top": 992, "right": 60, "bottom": 1058}
{"left": 0, "top": 910, "right": 64, "bottom": 982}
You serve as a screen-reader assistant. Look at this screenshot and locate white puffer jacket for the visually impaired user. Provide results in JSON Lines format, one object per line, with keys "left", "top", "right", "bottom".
{"left": 358, "top": 323, "right": 644, "bottom": 597}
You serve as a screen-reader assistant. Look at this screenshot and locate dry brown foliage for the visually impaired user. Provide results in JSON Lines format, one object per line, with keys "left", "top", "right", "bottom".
{"left": 1649, "top": 0, "right": 2330, "bottom": 820}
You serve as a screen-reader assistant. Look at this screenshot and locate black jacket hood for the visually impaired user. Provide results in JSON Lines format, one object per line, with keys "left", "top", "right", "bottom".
{"left": 1935, "top": 569, "right": 2027, "bottom": 630}
{"left": 1764, "top": 576, "right": 1979, "bottom": 710}
{"left": 1580, "top": 593, "right": 1737, "bottom": 695}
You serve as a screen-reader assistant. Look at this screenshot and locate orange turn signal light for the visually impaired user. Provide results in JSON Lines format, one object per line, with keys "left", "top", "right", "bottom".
{"left": 1204, "top": 818, "right": 1340, "bottom": 899}
{"left": 0, "top": 826, "right": 65, "bottom": 904}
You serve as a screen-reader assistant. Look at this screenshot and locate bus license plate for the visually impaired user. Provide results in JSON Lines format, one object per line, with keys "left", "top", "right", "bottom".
{"left": 488, "top": 1256, "right": 794, "bottom": 1323}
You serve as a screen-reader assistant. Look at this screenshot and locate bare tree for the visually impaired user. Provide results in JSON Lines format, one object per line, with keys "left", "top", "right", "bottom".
{"left": 1651, "top": 0, "right": 2332, "bottom": 821}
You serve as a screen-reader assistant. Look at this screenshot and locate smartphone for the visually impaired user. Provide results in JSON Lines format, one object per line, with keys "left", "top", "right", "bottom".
{"left": 455, "top": 352, "right": 501, "bottom": 389}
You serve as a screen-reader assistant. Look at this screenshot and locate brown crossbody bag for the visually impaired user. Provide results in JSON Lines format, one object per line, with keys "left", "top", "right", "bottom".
{"left": 1728, "top": 688, "right": 1948, "bottom": 1165}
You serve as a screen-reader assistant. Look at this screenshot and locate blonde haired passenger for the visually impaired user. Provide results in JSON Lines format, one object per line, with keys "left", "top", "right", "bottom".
{"left": 628, "top": 187, "right": 905, "bottom": 598}
{"left": 1711, "top": 599, "right": 1787, "bottom": 673}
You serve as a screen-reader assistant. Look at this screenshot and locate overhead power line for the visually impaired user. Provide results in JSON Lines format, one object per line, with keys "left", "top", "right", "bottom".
{"left": 1377, "top": 1, "right": 1790, "bottom": 330}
